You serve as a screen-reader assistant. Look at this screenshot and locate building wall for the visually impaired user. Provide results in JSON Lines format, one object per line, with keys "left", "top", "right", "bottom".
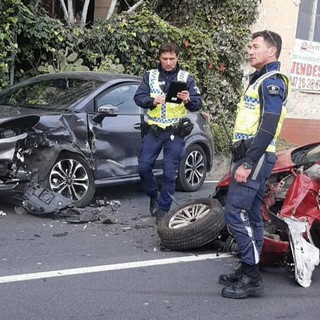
{"left": 94, "top": 0, "right": 112, "bottom": 19}
{"left": 252, "top": 0, "right": 320, "bottom": 120}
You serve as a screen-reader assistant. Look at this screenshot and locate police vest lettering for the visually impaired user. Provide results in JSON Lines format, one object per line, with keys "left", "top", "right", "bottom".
{"left": 233, "top": 71, "right": 289, "bottom": 153}
{"left": 147, "top": 69, "right": 189, "bottom": 128}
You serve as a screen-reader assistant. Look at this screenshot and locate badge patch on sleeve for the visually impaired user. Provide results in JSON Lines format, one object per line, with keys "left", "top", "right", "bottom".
{"left": 267, "top": 84, "right": 280, "bottom": 95}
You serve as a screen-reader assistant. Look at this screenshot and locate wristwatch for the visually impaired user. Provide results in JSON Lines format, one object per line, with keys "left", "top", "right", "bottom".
{"left": 243, "top": 162, "right": 253, "bottom": 169}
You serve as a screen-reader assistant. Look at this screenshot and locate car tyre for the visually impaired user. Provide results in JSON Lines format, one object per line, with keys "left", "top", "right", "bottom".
{"left": 157, "top": 198, "right": 225, "bottom": 250}
{"left": 44, "top": 152, "right": 96, "bottom": 207}
{"left": 176, "top": 145, "right": 207, "bottom": 191}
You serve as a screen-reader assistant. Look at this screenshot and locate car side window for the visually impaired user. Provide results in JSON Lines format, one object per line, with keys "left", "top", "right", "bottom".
{"left": 0, "top": 78, "right": 102, "bottom": 111}
{"left": 96, "top": 84, "right": 141, "bottom": 114}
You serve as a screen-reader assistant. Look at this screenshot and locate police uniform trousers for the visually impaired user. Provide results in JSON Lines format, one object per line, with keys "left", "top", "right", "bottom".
{"left": 224, "top": 152, "right": 276, "bottom": 265}
{"left": 138, "top": 129, "right": 185, "bottom": 212}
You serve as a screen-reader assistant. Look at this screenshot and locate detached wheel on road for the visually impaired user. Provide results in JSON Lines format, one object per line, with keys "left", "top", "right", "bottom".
{"left": 176, "top": 145, "right": 207, "bottom": 192}
{"left": 45, "top": 152, "right": 95, "bottom": 207}
{"left": 157, "top": 198, "right": 225, "bottom": 250}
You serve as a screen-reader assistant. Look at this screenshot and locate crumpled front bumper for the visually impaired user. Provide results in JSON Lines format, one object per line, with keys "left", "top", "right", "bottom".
{"left": 0, "top": 131, "right": 32, "bottom": 191}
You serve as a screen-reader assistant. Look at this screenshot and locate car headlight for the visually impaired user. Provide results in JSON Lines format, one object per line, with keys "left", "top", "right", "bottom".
{"left": 0, "top": 128, "right": 20, "bottom": 139}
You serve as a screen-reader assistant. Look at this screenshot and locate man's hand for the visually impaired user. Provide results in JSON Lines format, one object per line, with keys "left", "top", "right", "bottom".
{"left": 153, "top": 95, "right": 165, "bottom": 106}
{"left": 234, "top": 164, "right": 252, "bottom": 183}
{"left": 177, "top": 90, "right": 190, "bottom": 104}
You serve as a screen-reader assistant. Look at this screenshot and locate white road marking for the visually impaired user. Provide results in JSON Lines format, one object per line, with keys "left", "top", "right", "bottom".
{"left": 204, "top": 179, "right": 219, "bottom": 183}
{"left": 0, "top": 253, "right": 231, "bottom": 284}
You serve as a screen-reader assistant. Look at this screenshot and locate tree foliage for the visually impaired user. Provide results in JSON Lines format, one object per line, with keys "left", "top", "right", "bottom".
{"left": 0, "top": 0, "right": 69, "bottom": 82}
{"left": 0, "top": 0, "right": 261, "bottom": 151}
{"left": 0, "top": 0, "right": 21, "bottom": 87}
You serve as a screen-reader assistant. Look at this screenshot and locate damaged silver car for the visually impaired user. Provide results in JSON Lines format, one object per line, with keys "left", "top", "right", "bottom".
{"left": 0, "top": 72, "right": 214, "bottom": 207}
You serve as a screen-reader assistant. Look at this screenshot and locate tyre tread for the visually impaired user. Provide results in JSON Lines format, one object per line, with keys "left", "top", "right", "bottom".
{"left": 157, "top": 198, "right": 225, "bottom": 250}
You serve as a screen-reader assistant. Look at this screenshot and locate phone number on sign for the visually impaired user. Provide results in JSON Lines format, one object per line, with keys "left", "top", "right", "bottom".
{"left": 290, "top": 76, "right": 320, "bottom": 91}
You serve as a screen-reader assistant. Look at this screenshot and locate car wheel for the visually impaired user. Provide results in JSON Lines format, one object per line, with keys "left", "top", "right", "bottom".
{"left": 176, "top": 145, "right": 207, "bottom": 191}
{"left": 45, "top": 152, "right": 96, "bottom": 207}
{"left": 157, "top": 198, "right": 225, "bottom": 250}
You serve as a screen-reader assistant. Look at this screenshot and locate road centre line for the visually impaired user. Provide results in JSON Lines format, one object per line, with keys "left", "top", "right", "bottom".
{"left": 0, "top": 253, "right": 231, "bottom": 284}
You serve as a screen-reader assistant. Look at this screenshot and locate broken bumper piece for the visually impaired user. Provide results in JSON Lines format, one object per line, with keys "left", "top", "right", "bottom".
{"left": 284, "top": 217, "right": 320, "bottom": 288}
{"left": 22, "top": 183, "right": 73, "bottom": 215}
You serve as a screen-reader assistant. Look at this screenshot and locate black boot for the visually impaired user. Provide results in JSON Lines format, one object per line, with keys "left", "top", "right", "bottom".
{"left": 149, "top": 197, "right": 159, "bottom": 216}
{"left": 221, "top": 263, "right": 264, "bottom": 299}
{"left": 155, "top": 209, "right": 167, "bottom": 225}
{"left": 218, "top": 263, "right": 242, "bottom": 286}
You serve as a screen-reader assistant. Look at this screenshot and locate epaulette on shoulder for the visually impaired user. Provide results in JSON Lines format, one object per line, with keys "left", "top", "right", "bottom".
{"left": 270, "top": 73, "right": 282, "bottom": 79}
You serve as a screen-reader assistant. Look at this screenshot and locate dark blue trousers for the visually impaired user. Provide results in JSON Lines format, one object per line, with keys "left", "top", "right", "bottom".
{"left": 138, "top": 130, "right": 185, "bottom": 211}
{"left": 224, "top": 153, "right": 276, "bottom": 265}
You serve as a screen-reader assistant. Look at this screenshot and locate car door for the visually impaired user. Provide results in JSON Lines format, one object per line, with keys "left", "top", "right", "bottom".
{"left": 88, "top": 82, "right": 146, "bottom": 182}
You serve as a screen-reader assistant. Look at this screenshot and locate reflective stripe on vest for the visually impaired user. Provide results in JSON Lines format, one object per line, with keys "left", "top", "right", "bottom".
{"left": 233, "top": 71, "right": 289, "bottom": 153}
{"left": 147, "top": 69, "right": 189, "bottom": 128}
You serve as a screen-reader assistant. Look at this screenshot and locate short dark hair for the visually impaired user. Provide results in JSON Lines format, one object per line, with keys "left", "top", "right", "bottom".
{"left": 158, "top": 42, "right": 179, "bottom": 56}
{"left": 252, "top": 30, "right": 282, "bottom": 59}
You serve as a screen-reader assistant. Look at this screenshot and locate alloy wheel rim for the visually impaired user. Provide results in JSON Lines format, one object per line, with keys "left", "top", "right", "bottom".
{"left": 49, "top": 159, "right": 89, "bottom": 201}
{"left": 168, "top": 203, "right": 210, "bottom": 229}
{"left": 184, "top": 150, "right": 205, "bottom": 186}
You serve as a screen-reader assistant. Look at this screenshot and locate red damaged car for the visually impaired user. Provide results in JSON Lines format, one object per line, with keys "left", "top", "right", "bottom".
{"left": 157, "top": 142, "right": 320, "bottom": 287}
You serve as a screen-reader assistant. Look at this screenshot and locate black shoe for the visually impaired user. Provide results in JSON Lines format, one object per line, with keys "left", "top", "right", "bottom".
{"left": 155, "top": 209, "right": 167, "bottom": 225}
{"left": 150, "top": 198, "right": 159, "bottom": 216}
{"left": 221, "top": 264, "right": 264, "bottom": 299}
{"left": 218, "top": 263, "right": 242, "bottom": 286}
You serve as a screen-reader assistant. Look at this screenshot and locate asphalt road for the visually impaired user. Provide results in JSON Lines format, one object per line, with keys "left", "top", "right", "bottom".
{"left": 0, "top": 179, "right": 319, "bottom": 320}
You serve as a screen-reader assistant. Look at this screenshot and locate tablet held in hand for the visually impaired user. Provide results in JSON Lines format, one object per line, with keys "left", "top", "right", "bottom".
{"left": 165, "top": 81, "right": 187, "bottom": 103}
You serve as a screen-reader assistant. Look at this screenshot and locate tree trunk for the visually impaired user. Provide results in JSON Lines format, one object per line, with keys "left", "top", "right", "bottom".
{"left": 126, "top": 0, "right": 144, "bottom": 13}
{"left": 80, "top": 0, "right": 91, "bottom": 28}
{"left": 67, "top": 0, "right": 74, "bottom": 25}
{"left": 34, "top": 0, "right": 41, "bottom": 12}
{"left": 59, "top": 0, "right": 71, "bottom": 26}
{"left": 107, "top": 0, "right": 118, "bottom": 20}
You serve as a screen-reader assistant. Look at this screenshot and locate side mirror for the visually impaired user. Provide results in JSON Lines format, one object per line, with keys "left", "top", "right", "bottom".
{"left": 92, "top": 105, "right": 119, "bottom": 124}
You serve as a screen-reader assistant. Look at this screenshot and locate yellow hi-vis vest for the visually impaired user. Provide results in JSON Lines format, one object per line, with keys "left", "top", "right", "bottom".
{"left": 147, "top": 69, "right": 189, "bottom": 128}
{"left": 233, "top": 71, "right": 290, "bottom": 153}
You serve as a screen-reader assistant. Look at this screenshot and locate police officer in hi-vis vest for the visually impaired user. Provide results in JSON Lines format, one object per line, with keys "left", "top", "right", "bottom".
{"left": 219, "top": 30, "right": 290, "bottom": 299}
{"left": 134, "top": 42, "right": 202, "bottom": 224}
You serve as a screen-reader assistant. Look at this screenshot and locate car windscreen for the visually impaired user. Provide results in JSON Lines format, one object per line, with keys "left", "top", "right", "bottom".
{"left": 0, "top": 78, "right": 104, "bottom": 111}
{"left": 292, "top": 144, "right": 320, "bottom": 164}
